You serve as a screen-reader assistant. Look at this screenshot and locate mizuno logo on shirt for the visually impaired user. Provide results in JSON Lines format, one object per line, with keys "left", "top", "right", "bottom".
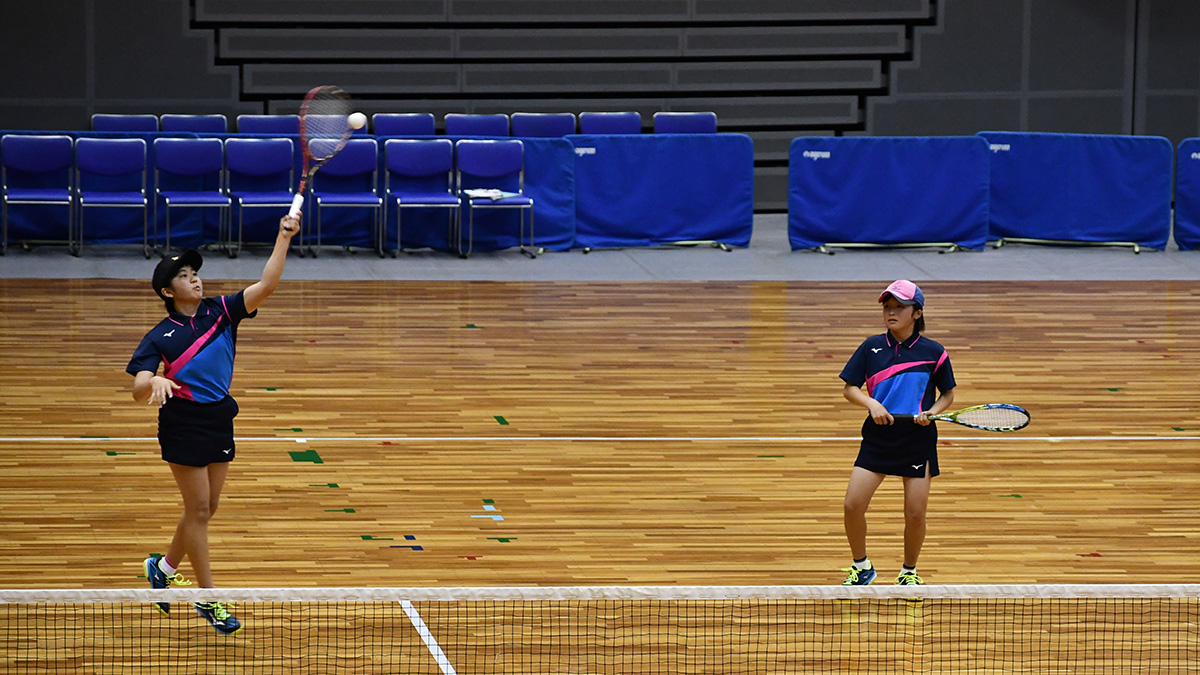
{"left": 164, "top": 329, "right": 175, "bottom": 337}
{"left": 871, "top": 348, "right": 883, "bottom": 353}
{"left": 912, "top": 464, "right": 924, "bottom": 470}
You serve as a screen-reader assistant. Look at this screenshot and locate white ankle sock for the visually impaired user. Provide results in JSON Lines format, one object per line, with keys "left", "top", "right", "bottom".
{"left": 159, "top": 557, "right": 178, "bottom": 576}
{"left": 853, "top": 558, "right": 872, "bottom": 570}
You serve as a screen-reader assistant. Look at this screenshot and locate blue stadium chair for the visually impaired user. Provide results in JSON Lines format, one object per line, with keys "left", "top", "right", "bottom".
{"left": 373, "top": 113, "right": 436, "bottom": 137}
{"left": 511, "top": 112, "right": 577, "bottom": 138}
{"left": 226, "top": 138, "right": 296, "bottom": 257}
{"left": 1, "top": 134, "right": 75, "bottom": 255}
{"left": 653, "top": 111, "right": 718, "bottom": 134}
{"left": 152, "top": 138, "right": 229, "bottom": 256}
{"left": 444, "top": 113, "right": 510, "bottom": 137}
{"left": 383, "top": 139, "right": 459, "bottom": 257}
{"left": 160, "top": 114, "right": 228, "bottom": 133}
{"left": 309, "top": 138, "right": 381, "bottom": 256}
{"left": 454, "top": 139, "right": 535, "bottom": 258}
{"left": 237, "top": 115, "right": 300, "bottom": 135}
{"left": 579, "top": 112, "right": 642, "bottom": 134}
{"left": 92, "top": 114, "right": 159, "bottom": 132}
{"left": 75, "top": 138, "right": 149, "bottom": 256}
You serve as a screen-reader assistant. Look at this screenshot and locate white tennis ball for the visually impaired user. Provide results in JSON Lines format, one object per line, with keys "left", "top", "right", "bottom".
{"left": 348, "top": 112, "right": 367, "bottom": 130}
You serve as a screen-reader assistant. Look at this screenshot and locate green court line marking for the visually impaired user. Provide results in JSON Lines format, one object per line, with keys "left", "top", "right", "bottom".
{"left": 105, "top": 451, "right": 136, "bottom": 456}
{"left": 487, "top": 537, "right": 517, "bottom": 543}
{"left": 275, "top": 427, "right": 304, "bottom": 432}
{"left": 1173, "top": 427, "right": 1200, "bottom": 431}
{"left": 1102, "top": 388, "right": 1122, "bottom": 392}
{"left": 361, "top": 535, "right": 394, "bottom": 541}
{"left": 310, "top": 483, "right": 340, "bottom": 488}
{"left": 757, "top": 455, "right": 785, "bottom": 458}
{"left": 1000, "top": 494, "right": 1023, "bottom": 498}
{"left": 483, "top": 499, "right": 494, "bottom": 504}
{"left": 258, "top": 387, "right": 281, "bottom": 391}
{"left": 464, "top": 323, "right": 481, "bottom": 329}
{"left": 289, "top": 449, "right": 323, "bottom": 463}
{"left": 325, "top": 508, "right": 356, "bottom": 513}
{"left": 494, "top": 416, "right": 509, "bottom": 425}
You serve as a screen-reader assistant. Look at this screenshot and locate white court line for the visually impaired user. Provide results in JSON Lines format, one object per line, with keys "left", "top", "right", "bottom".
{"left": 400, "top": 600, "right": 458, "bottom": 675}
{"left": 1, "top": 435, "right": 1199, "bottom": 443}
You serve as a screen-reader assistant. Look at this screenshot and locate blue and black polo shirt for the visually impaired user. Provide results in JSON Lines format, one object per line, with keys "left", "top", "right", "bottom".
{"left": 126, "top": 292, "right": 256, "bottom": 404}
{"left": 840, "top": 331, "right": 955, "bottom": 416}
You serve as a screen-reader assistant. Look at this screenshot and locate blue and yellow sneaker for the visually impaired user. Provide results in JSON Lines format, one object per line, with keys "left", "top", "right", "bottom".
{"left": 194, "top": 602, "right": 242, "bottom": 635}
{"left": 841, "top": 565, "right": 877, "bottom": 586}
{"left": 144, "top": 556, "right": 192, "bottom": 615}
{"left": 897, "top": 569, "right": 923, "bottom": 602}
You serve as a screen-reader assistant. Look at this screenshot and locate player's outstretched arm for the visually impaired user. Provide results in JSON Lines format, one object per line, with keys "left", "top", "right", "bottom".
{"left": 244, "top": 214, "right": 300, "bottom": 313}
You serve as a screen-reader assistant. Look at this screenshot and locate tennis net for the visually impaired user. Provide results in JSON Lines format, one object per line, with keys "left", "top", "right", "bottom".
{"left": 2, "top": 585, "right": 1197, "bottom": 673}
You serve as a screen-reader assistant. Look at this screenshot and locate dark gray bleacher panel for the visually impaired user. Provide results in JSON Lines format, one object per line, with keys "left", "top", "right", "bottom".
{"left": 221, "top": 30, "right": 455, "bottom": 60}
{"left": 245, "top": 65, "right": 462, "bottom": 95}
{"left": 221, "top": 26, "right": 906, "bottom": 61}
{"left": 754, "top": 167, "right": 789, "bottom": 213}
{"left": 449, "top": 0, "right": 689, "bottom": 23}
{"left": 685, "top": 26, "right": 907, "bottom": 57}
{"left": 244, "top": 62, "right": 879, "bottom": 95}
{"left": 675, "top": 61, "right": 880, "bottom": 91}
{"left": 694, "top": 0, "right": 933, "bottom": 22}
{"left": 196, "top": 0, "right": 448, "bottom": 23}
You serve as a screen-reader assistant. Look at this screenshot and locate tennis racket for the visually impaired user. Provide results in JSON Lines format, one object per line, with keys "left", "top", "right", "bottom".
{"left": 289, "top": 85, "right": 353, "bottom": 218}
{"left": 894, "top": 404, "right": 1030, "bottom": 432}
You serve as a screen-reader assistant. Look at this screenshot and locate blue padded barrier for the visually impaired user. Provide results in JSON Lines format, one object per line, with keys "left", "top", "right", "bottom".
{"left": 1174, "top": 139, "right": 1200, "bottom": 251}
{"left": 567, "top": 133, "right": 754, "bottom": 249}
{"left": 978, "top": 132, "right": 1172, "bottom": 250}
{"left": 788, "top": 136, "right": 989, "bottom": 251}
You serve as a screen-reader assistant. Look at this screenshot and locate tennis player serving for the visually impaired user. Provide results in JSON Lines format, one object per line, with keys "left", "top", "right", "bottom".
{"left": 837, "top": 280, "right": 956, "bottom": 587}
{"left": 127, "top": 214, "right": 299, "bottom": 634}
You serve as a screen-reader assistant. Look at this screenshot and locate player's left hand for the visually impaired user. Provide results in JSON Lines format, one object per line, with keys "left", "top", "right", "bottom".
{"left": 914, "top": 411, "right": 931, "bottom": 426}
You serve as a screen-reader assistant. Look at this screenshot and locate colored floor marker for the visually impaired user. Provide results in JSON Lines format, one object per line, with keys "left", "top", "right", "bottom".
{"left": 258, "top": 387, "right": 281, "bottom": 391}
{"left": 483, "top": 504, "right": 496, "bottom": 511}
{"left": 1000, "top": 494, "right": 1022, "bottom": 498}
{"left": 325, "top": 508, "right": 356, "bottom": 513}
{"left": 1173, "top": 427, "right": 1200, "bottom": 431}
{"left": 290, "top": 449, "right": 323, "bottom": 463}
{"left": 1103, "top": 388, "right": 1122, "bottom": 392}
{"left": 487, "top": 537, "right": 517, "bottom": 543}
{"left": 462, "top": 556, "right": 480, "bottom": 561}
{"left": 310, "top": 483, "right": 339, "bottom": 488}
{"left": 494, "top": 416, "right": 509, "bottom": 425}
{"left": 362, "top": 535, "right": 394, "bottom": 541}
{"left": 757, "top": 455, "right": 784, "bottom": 458}
{"left": 390, "top": 545, "right": 424, "bottom": 551}
{"left": 472, "top": 514, "right": 504, "bottom": 521}
{"left": 464, "top": 324, "right": 481, "bottom": 329}
{"left": 105, "top": 451, "right": 135, "bottom": 456}
{"left": 276, "top": 427, "right": 304, "bottom": 432}
{"left": 1077, "top": 552, "right": 1102, "bottom": 557}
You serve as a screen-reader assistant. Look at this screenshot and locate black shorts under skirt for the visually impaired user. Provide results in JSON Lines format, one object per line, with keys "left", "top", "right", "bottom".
{"left": 157, "top": 396, "right": 239, "bottom": 467}
{"left": 855, "top": 417, "right": 940, "bottom": 478}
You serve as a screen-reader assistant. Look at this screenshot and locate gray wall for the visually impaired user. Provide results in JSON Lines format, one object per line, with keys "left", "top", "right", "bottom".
{"left": 2, "top": 0, "right": 1197, "bottom": 211}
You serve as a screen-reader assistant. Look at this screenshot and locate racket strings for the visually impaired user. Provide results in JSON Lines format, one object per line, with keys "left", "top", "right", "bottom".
{"left": 956, "top": 407, "right": 1030, "bottom": 430}
{"left": 301, "top": 87, "right": 352, "bottom": 160}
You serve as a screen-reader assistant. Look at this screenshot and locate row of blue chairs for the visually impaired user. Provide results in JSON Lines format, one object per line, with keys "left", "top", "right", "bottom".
{"left": 90, "top": 111, "right": 719, "bottom": 137}
{"left": 0, "top": 135, "right": 535, "bottom": 258}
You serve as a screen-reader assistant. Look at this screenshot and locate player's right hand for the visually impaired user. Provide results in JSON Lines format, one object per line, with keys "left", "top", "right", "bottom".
{"left": 868, "top": 401, "right": 894, "bottom": 426}
{"left": 149, "top": 376, "right": 181, "bottom": 407}
{"left": 280, "top": 215, "right": 300, "bottom": 238}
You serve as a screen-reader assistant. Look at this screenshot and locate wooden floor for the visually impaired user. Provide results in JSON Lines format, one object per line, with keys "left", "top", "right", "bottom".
{"left": 1, "top": 279, "right": 1199, "bottom": 589}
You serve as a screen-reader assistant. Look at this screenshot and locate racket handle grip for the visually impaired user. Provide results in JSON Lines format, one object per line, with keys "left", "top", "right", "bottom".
{"left": 288, "top": 193, "right": 305, "bottom": 219}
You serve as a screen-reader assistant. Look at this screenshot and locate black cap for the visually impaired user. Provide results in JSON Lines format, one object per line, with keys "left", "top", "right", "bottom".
{"left": 152, "top": 249, "right": 204, "bottom": 301}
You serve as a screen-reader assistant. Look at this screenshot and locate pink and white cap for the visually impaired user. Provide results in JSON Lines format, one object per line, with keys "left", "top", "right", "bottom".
{"left": 878, "top": 279, "right": 924, "bottom": 307}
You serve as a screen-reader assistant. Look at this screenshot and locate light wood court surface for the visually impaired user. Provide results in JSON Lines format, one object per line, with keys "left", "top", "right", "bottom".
{"left": 0, "top": 279, "right": 1198, "bottom": 589}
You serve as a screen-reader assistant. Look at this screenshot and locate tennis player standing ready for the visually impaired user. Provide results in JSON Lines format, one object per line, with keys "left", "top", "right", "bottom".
{"left": 127, "top": 214, "right": 298, "bottom": 634}
{"left": 838, "top": 280, "right": 956, "bottom": 586}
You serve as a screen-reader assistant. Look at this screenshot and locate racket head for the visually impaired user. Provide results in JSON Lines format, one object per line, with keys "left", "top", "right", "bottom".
{"left": 299, "top": 86, "right": 353, "bottom": 166}
{"left": 939, "top": 404, "right": 1030, "bottom": 432}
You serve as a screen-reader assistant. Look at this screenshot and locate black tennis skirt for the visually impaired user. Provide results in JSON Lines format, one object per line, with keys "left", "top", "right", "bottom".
{"left": 855, "top": 416, "right": 940, "bottom": 478}
{"left": 157, "top": 396, "right": 239, "bottom": 467}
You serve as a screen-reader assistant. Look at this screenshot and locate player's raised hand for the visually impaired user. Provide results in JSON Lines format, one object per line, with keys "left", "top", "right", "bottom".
{"left": 280, "top": 214, "right": 300, "bottom": 239}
